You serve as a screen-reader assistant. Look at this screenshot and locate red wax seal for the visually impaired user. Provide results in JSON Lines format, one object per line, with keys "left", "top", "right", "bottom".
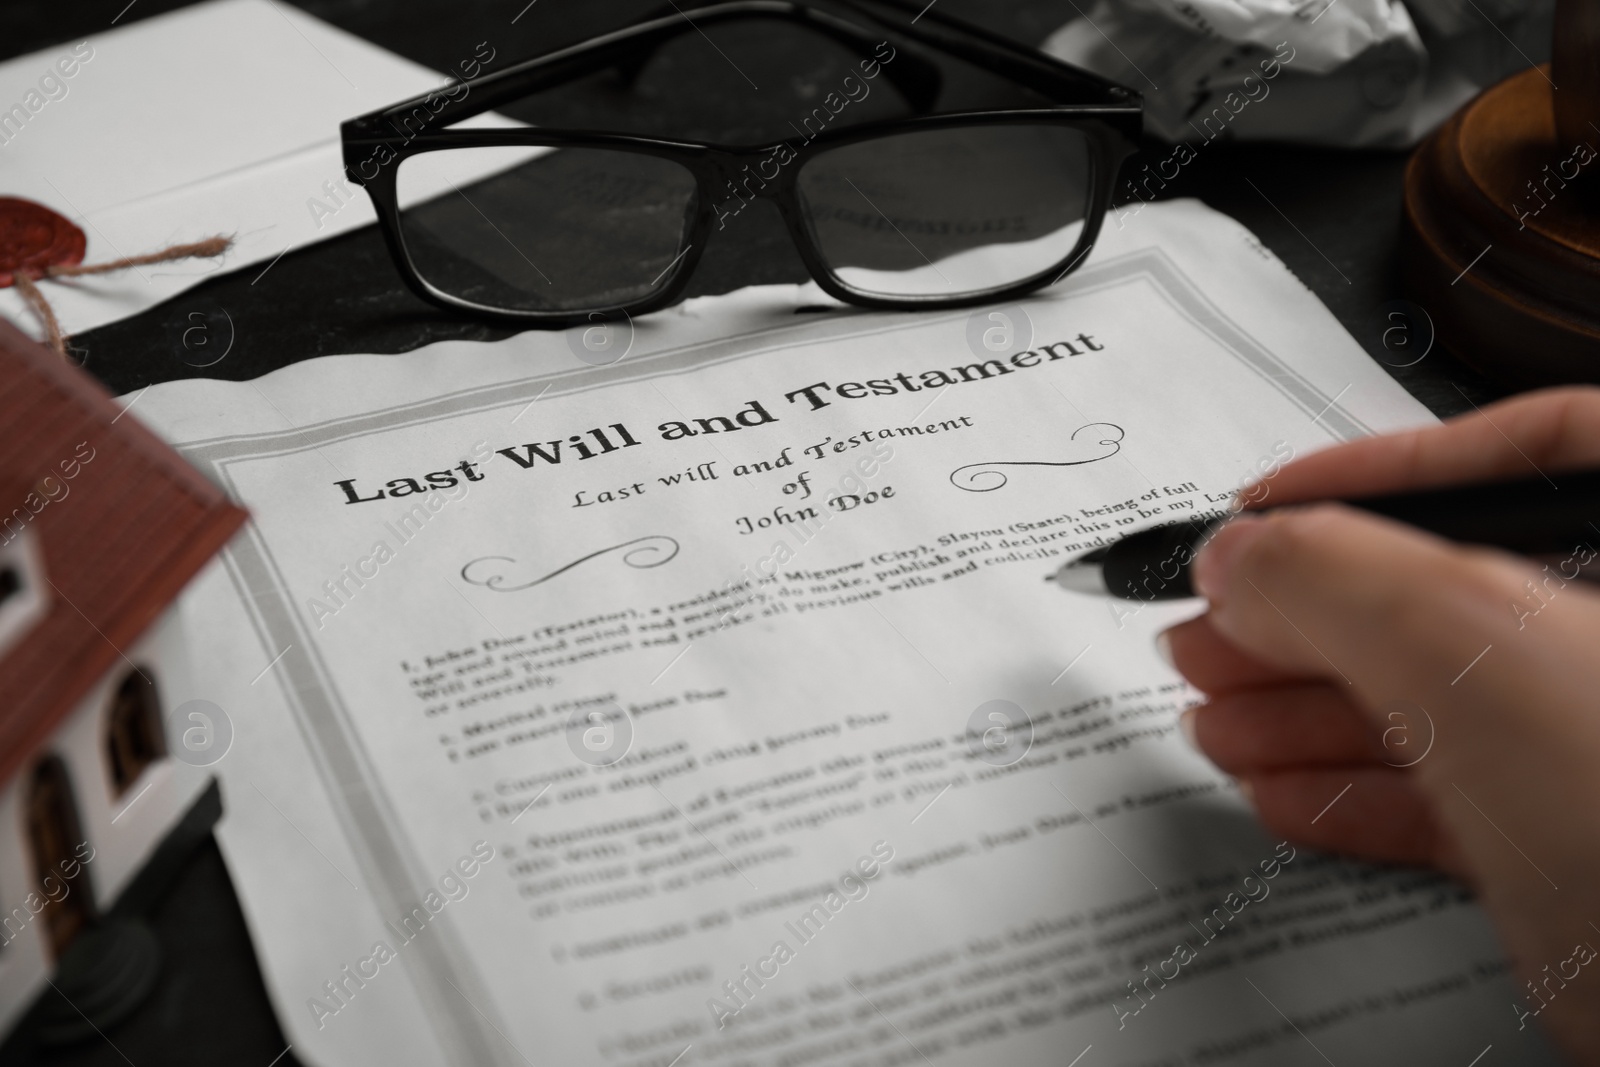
{"left": 0, "top": 197, "right": 86, "bottom": 288}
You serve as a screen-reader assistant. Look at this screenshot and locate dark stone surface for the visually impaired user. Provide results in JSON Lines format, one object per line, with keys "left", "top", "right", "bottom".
{"left": 0, "top": 1, "right": 1508, "bottom": 1063}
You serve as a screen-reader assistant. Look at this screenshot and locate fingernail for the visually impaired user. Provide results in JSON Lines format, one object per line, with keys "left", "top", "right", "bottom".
{"left": 1154, "top": 630, "right": 1176, "bottom": 670}
{"left": 1193, "top": 515, "right": 1270, "bottom": 603}
{"left": 1178, "top": 707, "right": 1199, "bottom": 750}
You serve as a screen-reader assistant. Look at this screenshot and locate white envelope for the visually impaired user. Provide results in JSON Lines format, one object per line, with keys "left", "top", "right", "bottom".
{"left": 0, "top": 0, "right": 511, "bottom": 340}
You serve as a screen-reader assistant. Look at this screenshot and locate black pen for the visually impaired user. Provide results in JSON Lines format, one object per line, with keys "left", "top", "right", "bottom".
{"left": 1047, "top": 470, "right": 1600, "bottom": 600}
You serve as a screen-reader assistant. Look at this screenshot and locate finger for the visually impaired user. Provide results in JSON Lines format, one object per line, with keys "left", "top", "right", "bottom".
{"left": 1240, "top": 768, "right": 1468, "bottom": 878}
{"left": 1241, "top": 386, "right": 1600, "bottom": 506}
{"left": 1160, "top": 614, "right": 1313, "bottom": 695}
{"left": 1190, "top": 505, "right": 1540, "bottom": 702}
{"left": 1184, "top": 685, "right": 1387, "bottom": 774}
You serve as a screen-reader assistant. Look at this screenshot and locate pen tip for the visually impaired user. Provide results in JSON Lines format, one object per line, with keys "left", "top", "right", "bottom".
{"left": 1048, "top": 555, "right": 1110, "bottom": 596}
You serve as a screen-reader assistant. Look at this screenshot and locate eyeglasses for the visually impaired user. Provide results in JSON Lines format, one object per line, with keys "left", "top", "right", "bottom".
{"left": 341, "top": 0, "right": 1141, "bottom": 328}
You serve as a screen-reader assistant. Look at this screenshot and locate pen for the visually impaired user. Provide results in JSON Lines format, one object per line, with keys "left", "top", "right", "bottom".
{"left": 1047, "top": 470, "right": 1600, "bottom": 600}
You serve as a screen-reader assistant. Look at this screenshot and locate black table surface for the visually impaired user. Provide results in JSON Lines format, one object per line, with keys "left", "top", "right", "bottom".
{"left": 0, "top": 2, "right": 1511, "bottom": 1064}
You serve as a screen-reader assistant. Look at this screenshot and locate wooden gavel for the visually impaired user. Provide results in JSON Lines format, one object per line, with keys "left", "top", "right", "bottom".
{"left": 1401, "top": 0, "right": 1600, "bottom": 387}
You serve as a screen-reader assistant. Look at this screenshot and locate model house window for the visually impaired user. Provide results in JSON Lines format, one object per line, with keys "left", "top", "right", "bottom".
{"left": 106, "top": 669, "right": 166, "bottom": 796}
{"left": 0, "top": 529, "right": 49, "bottom": 661}
{"left": 26, "top": 756, "right": 95, "bottom": 959}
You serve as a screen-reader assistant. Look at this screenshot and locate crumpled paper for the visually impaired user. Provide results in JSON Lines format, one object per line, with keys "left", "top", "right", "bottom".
{"left": 1041, "top": 0, "right": 1553, "bottom": 147}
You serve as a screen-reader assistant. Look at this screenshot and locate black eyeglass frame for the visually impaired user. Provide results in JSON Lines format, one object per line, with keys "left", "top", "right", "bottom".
{"left": 341, "top": 0, "right": 1142, "bottom": 327}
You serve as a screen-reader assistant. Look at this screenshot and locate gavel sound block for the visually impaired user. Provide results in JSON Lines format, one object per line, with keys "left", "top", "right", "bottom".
{"left": 1401, "top": 0, "right": 1600, "bottom": 388}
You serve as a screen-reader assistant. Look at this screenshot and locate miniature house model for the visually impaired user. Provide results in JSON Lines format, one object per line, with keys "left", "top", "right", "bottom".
{"left": 0, "top": 319, "right": 245, "bottom": 1040}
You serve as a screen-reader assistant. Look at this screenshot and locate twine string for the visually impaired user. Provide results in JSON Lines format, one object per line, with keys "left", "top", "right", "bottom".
{"left": 14, "top": 235, "right": 234, "bottom": 359}
{"left": 13, "top": 272, "right": 66, "bottom": 358}
{"left": 45, "top": 235, "right": 233, "bottom": 279}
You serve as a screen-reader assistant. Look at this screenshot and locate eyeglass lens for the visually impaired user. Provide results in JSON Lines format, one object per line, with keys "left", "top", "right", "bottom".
{"left": 796, "top": 124, "right": 1092, "bottom": 299}
{"left": 395, "top": 145, "right": 699, "bottom": 312}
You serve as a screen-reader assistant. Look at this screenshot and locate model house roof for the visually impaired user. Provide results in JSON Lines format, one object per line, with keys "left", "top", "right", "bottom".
{"left": 0, "top": 318, "right": 247, "bottom": 787}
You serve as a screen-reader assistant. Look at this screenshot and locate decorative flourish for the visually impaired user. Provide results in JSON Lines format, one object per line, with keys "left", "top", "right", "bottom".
{"left": 949, "top": 422, "right": 1126, "bottom": 492}
{"left": 461, "top": 535, "right": 680, "bottom": 592}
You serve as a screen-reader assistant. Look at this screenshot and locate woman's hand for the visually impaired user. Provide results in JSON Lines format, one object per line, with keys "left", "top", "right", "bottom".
{"left": 1163, "top": 386, "right": 1600, "bottom": 1062}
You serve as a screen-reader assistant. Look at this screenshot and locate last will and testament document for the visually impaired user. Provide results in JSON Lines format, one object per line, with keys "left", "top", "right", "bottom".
{"left": 138, "top": 200, "right": 1561, "bottom": 1067}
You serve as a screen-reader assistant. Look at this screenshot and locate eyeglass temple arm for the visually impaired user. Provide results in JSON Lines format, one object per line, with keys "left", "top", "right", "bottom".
{"left": 343, "top": 0, "right": 1135, "bottom": 167}
{"left": 366, "top": 1, "right": 942, "bottom": 133}
{"left": 608, "top": 1, "right": 943, "bottom": 111}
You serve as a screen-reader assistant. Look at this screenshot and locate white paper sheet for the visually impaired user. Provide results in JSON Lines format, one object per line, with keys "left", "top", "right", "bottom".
{"left": 137, "top": 200, "right": 1561, "bottom": 1067}
{"left": 0, "top": 0, "right": 509, "bottom": 339}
